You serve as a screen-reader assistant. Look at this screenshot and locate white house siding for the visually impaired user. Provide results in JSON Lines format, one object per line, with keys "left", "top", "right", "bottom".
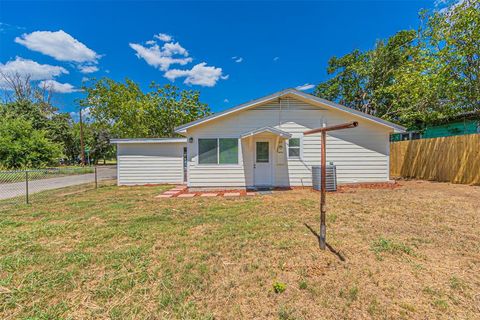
{"left": 117, "top": 142, "right": 185, "bottom": 185}
{"left": 186, "top": 97, "right": 391, "bottom": 188}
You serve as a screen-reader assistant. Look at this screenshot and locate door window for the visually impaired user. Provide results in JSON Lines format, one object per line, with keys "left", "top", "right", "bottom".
{"left": 256, "top": 142, "right": 269, "bottom": 163}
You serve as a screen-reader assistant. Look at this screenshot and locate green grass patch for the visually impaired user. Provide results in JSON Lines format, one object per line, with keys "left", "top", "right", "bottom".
{"left": 371, "top": 238, "right": 414, "bottom": 259}
{"left": 0, "top": 181, "right": 478, "bottom": 319}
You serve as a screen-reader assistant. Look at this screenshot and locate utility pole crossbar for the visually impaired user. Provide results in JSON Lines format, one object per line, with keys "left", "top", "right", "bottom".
{"left": 304, "top": 121, "right": 358, "bottom": 250}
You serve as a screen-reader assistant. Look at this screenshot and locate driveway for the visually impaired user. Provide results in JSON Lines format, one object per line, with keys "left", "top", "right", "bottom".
{"left": 0, "top": 167, "right": 117, "bottom": 200}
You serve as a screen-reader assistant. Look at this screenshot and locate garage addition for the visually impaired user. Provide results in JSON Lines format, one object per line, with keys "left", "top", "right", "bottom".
{"left": 111, "top": 138, "right": 187, "bottom": 186}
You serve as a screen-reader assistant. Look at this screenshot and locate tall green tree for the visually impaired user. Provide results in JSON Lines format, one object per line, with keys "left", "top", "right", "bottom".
{"left": 0, "top": 117, "right": 62, "bottom": 169}
{"left": 79, "top": 78, "right": 210, "bottom": 138}
{"left": 314, "top": 0, "right": 480, "bottom": 129}
{"left": 0, "top": 72, "right": 83, "bottom": 163}
{"left": 428, "top": 0, "right": 480, "bottom": 112}
{"left": 314, "top": 30, "right": 420, "bottom": 126}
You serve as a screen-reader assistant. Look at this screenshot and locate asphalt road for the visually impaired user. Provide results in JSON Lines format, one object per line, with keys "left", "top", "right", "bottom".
{"left": 0, "top": 167, "right": 117, "bottom": 200}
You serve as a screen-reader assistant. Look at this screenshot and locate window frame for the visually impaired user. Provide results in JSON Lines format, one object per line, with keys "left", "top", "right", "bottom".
{"left": 197, "top": 138, "right": 240, "bottom": 165}
{"left": 287, "top": 137, "right": 302, "bottom": 159}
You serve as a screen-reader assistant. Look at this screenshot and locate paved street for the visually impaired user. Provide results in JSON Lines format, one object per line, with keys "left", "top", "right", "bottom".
{"left": 0, "top": 167, "right": 116, "bottom": 200}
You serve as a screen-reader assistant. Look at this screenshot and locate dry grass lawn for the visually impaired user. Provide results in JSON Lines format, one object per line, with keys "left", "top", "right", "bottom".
{"left": 0, "top": 181, "right": 479, "bottom": 319}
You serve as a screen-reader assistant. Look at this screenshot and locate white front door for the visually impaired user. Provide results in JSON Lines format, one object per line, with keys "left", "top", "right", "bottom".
{"left": 254, "top": 139, "right": 273, "bottom": 186}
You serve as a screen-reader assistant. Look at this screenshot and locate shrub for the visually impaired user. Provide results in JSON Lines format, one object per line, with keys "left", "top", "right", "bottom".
{"left": 273, "top": 282, "right": 286, "bottom": 294}
{"left": 298, "top": 280, "right": 308, "bottom": 290}
{"left": 0, "top": 117, "right": 62, "bottom": 169}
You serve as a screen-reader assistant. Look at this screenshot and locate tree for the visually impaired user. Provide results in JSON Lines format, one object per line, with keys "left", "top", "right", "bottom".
{"left": 79, "top": 78, "right": 210, "bottom": 138}
{"left": 48, "top": 113, "right": 78, "bottom": 163}
{"left": 147, "top": 83, "right": 211, "bottom": 137}
{"left": 428, "top": 0, "right": 480, "bottom": 112}
{"left": 90, "top": 125, "right": 115, "bottom": 164}
{"left": 0, "top": 73, "right": 83, "bottom": 165}
{"left": 0, "top": 117, "right": 62, "bottom": 169}
{"left": 314, "top": 30, "right": 420, "bottom": 125}
{"left": 314, "top": 0, "right": 480, "bottom": 129}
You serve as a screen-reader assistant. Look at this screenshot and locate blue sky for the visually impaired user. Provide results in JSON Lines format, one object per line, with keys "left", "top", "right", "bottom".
{"left": 0, "top": 1, "right": 436, "bottom": 116}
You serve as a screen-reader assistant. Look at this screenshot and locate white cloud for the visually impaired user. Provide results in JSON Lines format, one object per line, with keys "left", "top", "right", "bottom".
{"left": 129, "top": 42, "right": 192, "bottom": 71}
{"left": 296, "top": 83, "right": 315, "bottom": 91}
{"left": 232, "top": 56, "right": 243, "bottom": 63}
{"left": 164, "top": 62, "right": 225, "bottom": 87}
{"left": 15, "top": 30, "right": 100, "bottom": 63}
{"left": 78, "top": 64, "right": 99, "bottom": 74}
{"left": 81, "top": 76, "right": 89, "bottom": 82}
{"left": 132, "top": 34, "right": 226, "bottom": 87}
{"left": 39, "top": 79, "right": 80, "bottom": 93}
{"left": 273, "top": 56, "right": 280, "bottom": 62}
{"left": 154, "top": 33, "right": 173, "bottom": 42}
{"left": 70, "top": 106, "right": 91, "bottom": 121}
{"left": 163, "top": 42, "right": 189, "bottom": 56}
{"left": 0, "top": 57, "right": 68, "bottom": 84}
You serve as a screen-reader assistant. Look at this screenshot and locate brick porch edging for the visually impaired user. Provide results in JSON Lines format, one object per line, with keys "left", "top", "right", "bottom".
{"left": 155, "top": 185, "right": 257, "bottom": 199}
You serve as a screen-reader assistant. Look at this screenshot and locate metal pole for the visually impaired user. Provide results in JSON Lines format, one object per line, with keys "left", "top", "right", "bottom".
{"left": 25, "top": 171, "right": 29, "bottom": 204}
{"left": 304, "top": 121, "right": 358, "bottom": 251}
{"left": 95, "top": 166, "right": 98, "bottom": 189}
{"left": 320, "top": 131, "right": 326, "bottom": 250}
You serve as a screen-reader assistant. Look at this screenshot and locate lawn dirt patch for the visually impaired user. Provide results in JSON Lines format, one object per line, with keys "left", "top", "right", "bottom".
{"left": 0, "top": 181, "right": 478, "bottom": 319}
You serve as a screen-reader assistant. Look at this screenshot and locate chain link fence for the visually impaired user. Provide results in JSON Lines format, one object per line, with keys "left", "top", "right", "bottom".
{"left": 0, "top": 166, "right": 117, "bottom": 206}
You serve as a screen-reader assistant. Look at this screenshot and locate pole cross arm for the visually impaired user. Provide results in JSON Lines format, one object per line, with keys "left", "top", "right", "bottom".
{"left": 304, "top": 121, "right": 358, "bottom": 135}
{"left": 302, "top": 120, "right": 358, "bottom": 250}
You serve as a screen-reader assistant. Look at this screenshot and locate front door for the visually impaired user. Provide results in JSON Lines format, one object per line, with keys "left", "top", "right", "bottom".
{"left": 254, "top": 140, "right": 273, "bottom": 186}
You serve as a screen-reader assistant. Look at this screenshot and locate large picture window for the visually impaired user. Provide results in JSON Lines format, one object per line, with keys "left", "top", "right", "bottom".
{"left": 288, "top": 138, "right": 301, "bottom": 158}
{"left": 198, "top": 138, "right": 238, "bottom": 164}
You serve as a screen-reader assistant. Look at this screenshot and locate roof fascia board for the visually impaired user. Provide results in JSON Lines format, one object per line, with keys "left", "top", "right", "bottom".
{"left": 289, "top": 90, "right": 406, "bottom": 132}
{"left": 110, "top": 138, "right": 187, "bottom": 144}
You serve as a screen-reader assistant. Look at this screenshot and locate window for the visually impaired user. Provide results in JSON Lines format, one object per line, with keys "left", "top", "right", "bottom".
{"left": 219, "top": 139, "right": 238, "bottom": 164}
{"left": 256, "top": 141, "right": 269, "bottom": 163}
{"left": 198, "top": 138, "right": 238, "bottom": 164}
{"left": 288, "top": 138, "right": 301, "bottom": 158}
{"left": 198, "top": 139, "right": 218, "bottom": 164}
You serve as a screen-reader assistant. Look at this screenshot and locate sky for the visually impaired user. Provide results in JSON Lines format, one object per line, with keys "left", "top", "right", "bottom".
{"left": 0, "top": 0, "right": 438, "bottom": 117}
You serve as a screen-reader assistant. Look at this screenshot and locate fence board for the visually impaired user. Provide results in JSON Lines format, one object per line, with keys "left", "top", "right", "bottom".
{"left": 390, "top": 134, "right": 480, "bottom": 185}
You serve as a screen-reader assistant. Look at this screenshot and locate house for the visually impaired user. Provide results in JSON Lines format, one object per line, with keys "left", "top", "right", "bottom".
{"left": 111, "top": 89, "right": 405, "bottom": 188}
{"left": 391, "top": 110, "right": 480, "bottom": 141}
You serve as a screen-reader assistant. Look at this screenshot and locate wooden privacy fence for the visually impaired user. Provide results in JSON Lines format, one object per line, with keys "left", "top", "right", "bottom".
{"left": 390, "top": 134, "right": 480, "bottom": 185}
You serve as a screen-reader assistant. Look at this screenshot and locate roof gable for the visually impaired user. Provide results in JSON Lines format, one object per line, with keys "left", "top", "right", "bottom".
{"left": 175, "top": 89, "right": 406, "bottom": 133}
